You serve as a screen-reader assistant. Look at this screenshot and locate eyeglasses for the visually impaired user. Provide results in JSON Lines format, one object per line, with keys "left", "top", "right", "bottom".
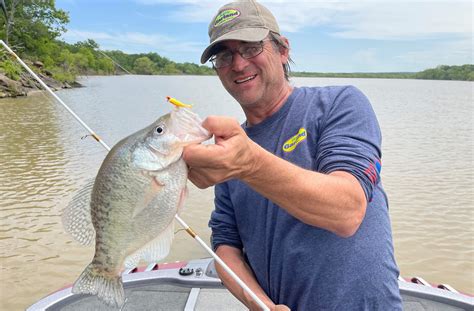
{"left": 210, "top": 39, "right": 273, "bottom": 69}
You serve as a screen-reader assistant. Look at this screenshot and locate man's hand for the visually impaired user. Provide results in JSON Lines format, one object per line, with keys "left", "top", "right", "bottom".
{"left": 183, "top": 116, "right": 260, "bottom": 188}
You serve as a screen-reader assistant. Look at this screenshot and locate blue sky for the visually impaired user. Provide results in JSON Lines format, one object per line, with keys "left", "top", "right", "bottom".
{"left": 57, "top": 0, "right": 473, "bottom": 72}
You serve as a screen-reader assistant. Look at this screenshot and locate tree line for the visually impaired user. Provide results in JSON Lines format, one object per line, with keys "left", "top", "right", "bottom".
{"left": 103, "top": 50, "right": 213, "bottom": 76}
{"left": 0, "top": 1, "right": 472, "bottom": 82}
{"left": 0, "top": 0, "right": 212, "bottom": 83}
{"left": 293, "top": 65, "right": 474, "bottom": 81}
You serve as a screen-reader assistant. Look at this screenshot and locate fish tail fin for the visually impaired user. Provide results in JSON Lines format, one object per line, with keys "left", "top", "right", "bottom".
{"left": 72, "top": 263, "right": 125, "bottom": 307}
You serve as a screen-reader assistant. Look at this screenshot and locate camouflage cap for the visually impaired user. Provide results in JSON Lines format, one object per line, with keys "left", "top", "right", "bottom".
{"left": 200, "top": 0, "right": 281, "bottom": 64}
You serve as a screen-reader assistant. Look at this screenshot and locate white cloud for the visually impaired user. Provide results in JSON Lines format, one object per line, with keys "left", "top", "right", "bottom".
{"left": 60, "top": 0, "right": 473, "bottom": 71}
{"left": 329, "top": 2, "right": 472, "bottom": 40}
{"left": 62, "top": 29, "right": 203, "bottom": 55}
{"left": 133, "top": 0, "right": 472, "bottom": 40}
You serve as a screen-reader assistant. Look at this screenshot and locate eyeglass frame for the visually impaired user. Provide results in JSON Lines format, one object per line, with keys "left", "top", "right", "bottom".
{"left": 209, "top": 39, "right": 275, "bottom": 69}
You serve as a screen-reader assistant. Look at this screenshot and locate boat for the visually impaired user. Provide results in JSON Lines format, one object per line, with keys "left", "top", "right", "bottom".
{"left": 27, "top": 257, "right": 473, "bottom": 310}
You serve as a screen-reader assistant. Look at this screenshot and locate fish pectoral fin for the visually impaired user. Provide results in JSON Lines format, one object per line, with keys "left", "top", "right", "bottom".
{"left": 62, "top": 179, "right": 96, "bottom": 246}
{"left": 132, "top": 174, "right": 164, "bottom": 218}
{"left": 124, "top": 220, "right": 175, "bottom": 267}
{"left": 177, "top": 186, "right": 188, "bottom": 215}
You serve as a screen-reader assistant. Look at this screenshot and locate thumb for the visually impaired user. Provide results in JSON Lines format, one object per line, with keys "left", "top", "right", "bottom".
{"left": 203, "top": 115, "right": 242, "bottom": 138}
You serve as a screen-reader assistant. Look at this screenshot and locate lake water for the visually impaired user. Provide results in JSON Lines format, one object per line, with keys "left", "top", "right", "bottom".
{"left": 0, "top": 75, "right": 472, "bottom": 310}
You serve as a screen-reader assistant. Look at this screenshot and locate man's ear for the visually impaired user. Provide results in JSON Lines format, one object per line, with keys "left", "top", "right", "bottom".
{"left": 279, "top": 36, "right": 290, "bottom": 63}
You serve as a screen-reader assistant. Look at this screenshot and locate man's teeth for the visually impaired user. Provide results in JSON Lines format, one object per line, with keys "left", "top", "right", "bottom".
{"left": 235, "top": 75, "right": 256, "bottom": 84}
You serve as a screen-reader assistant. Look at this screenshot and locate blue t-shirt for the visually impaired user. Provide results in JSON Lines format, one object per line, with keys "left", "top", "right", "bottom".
{"left": 209, "top": 86, "right": 402, "bottom": 310}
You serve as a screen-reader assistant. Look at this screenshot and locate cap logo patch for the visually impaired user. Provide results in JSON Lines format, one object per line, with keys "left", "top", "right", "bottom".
{"left": 214, "top": 9, "right": 240, "bottom": 27}
{"left": 283, "top": 128, "right": 307, "bottom": 152}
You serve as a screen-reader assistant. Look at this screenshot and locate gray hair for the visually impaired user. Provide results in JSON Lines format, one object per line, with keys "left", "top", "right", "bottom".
{"left": 269, "top": 32, "right": 293, "bottom": 81}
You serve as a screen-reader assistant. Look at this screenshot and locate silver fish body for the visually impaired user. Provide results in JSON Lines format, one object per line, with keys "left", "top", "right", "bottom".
{"left": 62, "top": 108, "right": 209, "bottom": 307}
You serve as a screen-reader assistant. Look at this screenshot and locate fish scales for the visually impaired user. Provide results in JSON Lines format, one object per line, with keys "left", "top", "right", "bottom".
{"left": 62, "top": 107, "right": 210, "bottom": 307}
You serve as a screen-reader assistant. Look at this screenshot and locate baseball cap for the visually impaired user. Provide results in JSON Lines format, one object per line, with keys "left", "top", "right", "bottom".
{"left": 200, "top": 0, "right": 282, "bottom": 64}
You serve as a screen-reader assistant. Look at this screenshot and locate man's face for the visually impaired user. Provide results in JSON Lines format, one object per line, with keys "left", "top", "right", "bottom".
{"left": 214, "top": 39, "right": 289, "bottom": 109}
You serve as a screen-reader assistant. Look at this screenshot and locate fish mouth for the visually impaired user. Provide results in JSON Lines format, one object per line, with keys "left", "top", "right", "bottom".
{"left": 176, "top": 132, "right": 212, "bottom": 147}
{"left": 170, "top": 107, "right": 211, "bottom": 144}
{"left": 235, "top": 74, "right": 257, "bottom": 84}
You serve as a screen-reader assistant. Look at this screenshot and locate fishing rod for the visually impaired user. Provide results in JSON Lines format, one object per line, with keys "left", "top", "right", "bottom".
{"left": 0, "top": 40, "right": 270, "bottom": 311}
{"left": 93, "top": 48, "right": 133, "bottom": 75}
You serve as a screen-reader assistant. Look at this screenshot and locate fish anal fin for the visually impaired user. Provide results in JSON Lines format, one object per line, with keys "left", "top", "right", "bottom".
{"left": 123, "top": 251, "right": 141, "bottom": 269}
{"left": 124, "top": 220, "right": 175, "bottom": 267}
{"left": 62, "top": 179, "right": 96, "bottom": 246}
{"left": 142, "top": 220, "right": 175, "bottom": 263}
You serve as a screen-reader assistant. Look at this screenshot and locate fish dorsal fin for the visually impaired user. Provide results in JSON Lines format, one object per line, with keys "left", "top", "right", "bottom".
{"left": 123, "top": 220, "right": 175, "bottom": 268}
{"left": 62, "top": 179, "right": 96, "bottom": 246}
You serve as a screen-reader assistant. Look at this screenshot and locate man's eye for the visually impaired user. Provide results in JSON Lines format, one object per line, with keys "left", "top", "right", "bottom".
{"left": 242, "top": 46, "right": 259, "bottom": 56}
{"left": 217, "top": 51, "right": 232, "bottom": 59}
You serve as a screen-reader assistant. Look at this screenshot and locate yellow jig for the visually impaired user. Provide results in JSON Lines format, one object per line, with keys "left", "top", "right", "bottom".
{"left": 166, "top": 96, "right": 193, "bottom": 108}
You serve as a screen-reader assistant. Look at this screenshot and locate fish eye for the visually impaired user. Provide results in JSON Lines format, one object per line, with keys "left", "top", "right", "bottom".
{"left": 155, "top": 125, "right": 165, "bottom": 135}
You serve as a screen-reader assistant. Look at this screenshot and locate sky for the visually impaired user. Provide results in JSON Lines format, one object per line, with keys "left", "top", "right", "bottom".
{"left": 57, "top": 0, "right": 473, "bottom": 73}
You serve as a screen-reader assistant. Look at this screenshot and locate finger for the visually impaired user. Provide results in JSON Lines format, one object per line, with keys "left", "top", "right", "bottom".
{"left": 203, "top": 116, "right": 242, "bottom": 138}
{"left": 183, "top": 142, "right": 225, "bottom": 168}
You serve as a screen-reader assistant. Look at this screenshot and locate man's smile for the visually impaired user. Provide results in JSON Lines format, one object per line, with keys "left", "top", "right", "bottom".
{"left": 235, "top": 74, "right": 257, "bottom": 84}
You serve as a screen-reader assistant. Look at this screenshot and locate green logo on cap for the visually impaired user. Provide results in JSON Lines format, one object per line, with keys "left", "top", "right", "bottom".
{"left": 214, "top": 9, "right": 240, "bottom": 27}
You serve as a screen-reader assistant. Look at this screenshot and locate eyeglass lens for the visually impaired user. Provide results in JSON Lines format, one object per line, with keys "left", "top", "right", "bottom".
{"left": 212, "top": 42, "right": 265, "bottom": 68}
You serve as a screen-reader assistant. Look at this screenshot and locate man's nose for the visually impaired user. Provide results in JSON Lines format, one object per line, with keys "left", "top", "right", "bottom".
{"left": 230, "top": 53, "right": 250, "bottom": 71}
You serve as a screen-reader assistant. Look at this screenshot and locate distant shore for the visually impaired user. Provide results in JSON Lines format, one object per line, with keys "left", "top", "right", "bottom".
{"left": 2, "top": 64, "right": 472, "bottom": 99}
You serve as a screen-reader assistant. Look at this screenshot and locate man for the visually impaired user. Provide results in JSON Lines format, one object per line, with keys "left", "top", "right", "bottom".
{"left": 183, "top": 1, "right": 402, "bottom": 310}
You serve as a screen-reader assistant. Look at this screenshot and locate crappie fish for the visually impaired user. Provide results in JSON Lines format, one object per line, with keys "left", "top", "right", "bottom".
{"left": 62, "top": 107, "right": 210, "bottom": 307}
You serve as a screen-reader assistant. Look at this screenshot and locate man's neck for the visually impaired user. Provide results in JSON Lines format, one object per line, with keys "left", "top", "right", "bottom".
{"left": 244, "top": 84, "right": 293, "bottom": 126}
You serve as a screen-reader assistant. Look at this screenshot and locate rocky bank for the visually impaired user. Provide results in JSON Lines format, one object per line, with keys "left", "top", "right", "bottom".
{"left": 0, "top": 61, "right": 81, "bottom": 98}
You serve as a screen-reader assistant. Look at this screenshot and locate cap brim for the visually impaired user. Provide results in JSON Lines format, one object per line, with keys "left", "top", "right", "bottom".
{"left": 200, "top": 28, "right": 270, "bottom": 64}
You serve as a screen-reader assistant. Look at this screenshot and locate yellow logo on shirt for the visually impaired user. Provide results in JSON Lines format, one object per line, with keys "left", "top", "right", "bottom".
{"left": 283, "top": 128, "right": 307, "bottom": 152}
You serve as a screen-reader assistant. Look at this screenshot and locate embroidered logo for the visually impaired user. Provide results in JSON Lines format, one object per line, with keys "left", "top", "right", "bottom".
{"left": 283, "top": 128, "right": 307, "bottom": 152}
{"left": 214, "top": 9, "right": 240, "bottom": 27}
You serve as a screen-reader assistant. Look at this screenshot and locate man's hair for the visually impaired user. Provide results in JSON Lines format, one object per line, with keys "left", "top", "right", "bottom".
{"left": 269, "top": 32, "right": 293, "bottom": 81}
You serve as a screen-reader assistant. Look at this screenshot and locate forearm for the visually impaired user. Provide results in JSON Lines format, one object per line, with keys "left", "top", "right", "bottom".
{"left": 183, "top": 116, "right": 367, "bottom": 236}
{"left": 215, "top": 245, "right": 274, "bottom": 311}
{"left": 243, "top": 141, "right": 367, "bottom": 237}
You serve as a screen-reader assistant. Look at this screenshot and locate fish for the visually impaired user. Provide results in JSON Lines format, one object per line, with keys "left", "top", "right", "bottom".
{"left": 62, "top": 107, "right": 210, "bottom": 307}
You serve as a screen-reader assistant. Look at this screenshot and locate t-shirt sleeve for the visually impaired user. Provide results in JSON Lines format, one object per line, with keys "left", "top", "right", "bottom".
{"left": 315, "top": 86, "right": 383, "bottom": 201}
{"left": 208, "top": 182, "right": 243, "bottom": 251}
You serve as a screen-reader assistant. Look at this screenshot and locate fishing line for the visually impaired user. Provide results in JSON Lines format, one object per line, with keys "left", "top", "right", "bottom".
{"left": 0, "top": 40, "right": 270, "bottom": 311}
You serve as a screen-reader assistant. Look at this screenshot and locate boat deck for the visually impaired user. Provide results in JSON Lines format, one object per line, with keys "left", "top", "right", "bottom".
{"left": 28, "top": 258, "right": 473, "bottom": 311}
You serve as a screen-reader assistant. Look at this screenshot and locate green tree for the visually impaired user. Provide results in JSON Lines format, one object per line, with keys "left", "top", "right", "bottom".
{"left": 161, "top": 62, "right": 181, "bottom": 75}
{"left": 133, "top": 56, "right": 157, "bottom": 75}
{"left": 0, "top": 0, "right": 69, "bottom": 56}
{"left": 415, "top": 64, "right": 473, "bottom": 81}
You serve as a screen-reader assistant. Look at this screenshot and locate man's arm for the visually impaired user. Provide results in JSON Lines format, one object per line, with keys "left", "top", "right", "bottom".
{"left": 215, "top": 245, "right": 277, "bottom": 310}
{"left": 216, "top": 245, "right": 290, "bottom": 311}
{"left": 183, "top": 116, "right": 367, "bottom": 237}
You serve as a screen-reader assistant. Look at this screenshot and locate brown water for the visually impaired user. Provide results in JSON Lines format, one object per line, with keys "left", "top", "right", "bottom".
{"left": 0, "top": 76, "right": 472, "bottom": 310}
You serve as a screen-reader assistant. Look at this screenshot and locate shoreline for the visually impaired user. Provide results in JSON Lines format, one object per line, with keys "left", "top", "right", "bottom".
{"left": 0, "top": 71, "right": 82, "bottom": 99}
